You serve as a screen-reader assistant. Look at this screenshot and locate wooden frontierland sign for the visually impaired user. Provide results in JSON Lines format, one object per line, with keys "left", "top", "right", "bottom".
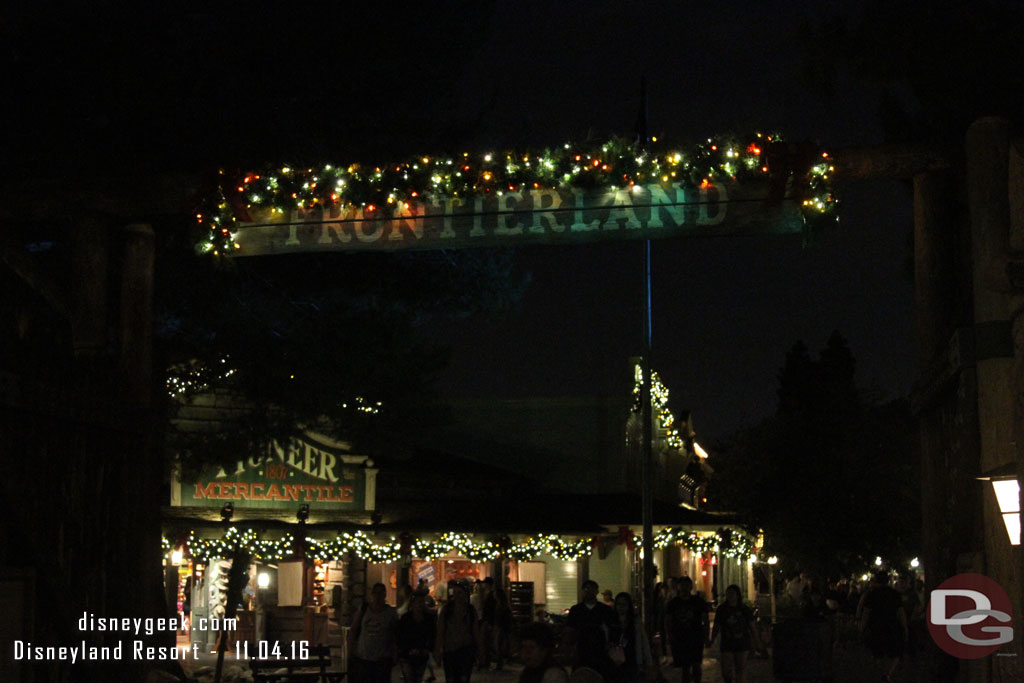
{"left": 231, "top": 180, "right": 806, "bottom": 256}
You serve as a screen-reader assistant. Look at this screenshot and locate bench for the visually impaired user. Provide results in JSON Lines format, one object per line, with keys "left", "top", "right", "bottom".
{"left": 249, "top": 645, "right": 344, "bottom": 682}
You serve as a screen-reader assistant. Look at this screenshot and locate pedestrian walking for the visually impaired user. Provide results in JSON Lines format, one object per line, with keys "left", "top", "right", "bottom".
{"left": 573, "top": 622, "right": 623, "bottom": 683}
{"left": 493, "top": 586, "right": 513, "bottom": 670}
{"left": 519, "top": 622, "right": 569, "bottom": 683}
{"left": 480, "top": 577, "right": 497, "bottom": 669}
{"left": 856, "top": 571, "right": 907, "bottom": 683}
{"left": 707, "top": 585, "right": 760, "bottom": 683}
{"left": 348, "top": 583, "right": 399, "bottom": 683}
{"left": 398, "top": 583, "right": 414, "bottom": 617}
{"left": 652, "top": 582, "right": 668, "bottom": 663}
{"left": 566, "top": 579, "right": 617, "bottom": 672}
{"left": 609, "top": 592, "right": 653, "bottom": 683}
{"left": 398, "top": 590, "right": 436, "bottom": 683}
{"left": 785, "top": 572, "right": 808, "bottom": 607}
{"left": 436, "top": 581, "right": 484, "bottom": 683}
{"left": 665, "top": 577, "right": 709, "bottom": 683}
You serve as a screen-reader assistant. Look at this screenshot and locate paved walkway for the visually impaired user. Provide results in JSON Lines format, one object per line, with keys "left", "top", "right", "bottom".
{"left": 457, "top": 649, "right": 931, "bottom": 683}
{"left": 387, "top": 651, "right": 930, "bottom": 683}
{"left": 178, "top": 641, "right": 934, "bottom": 683}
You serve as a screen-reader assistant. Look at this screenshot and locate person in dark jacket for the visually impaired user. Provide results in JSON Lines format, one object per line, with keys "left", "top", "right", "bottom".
{"left": 665, "top": 577, "right": 709, "bottom": 683}
{"left": 492, "top": 586, "right": 513, "bottom": 670}
{"left": 566, "top": 580, "right": 617, "bottom": 672}
{"left": 856, "top": 572, "right": 907, "bottom": 683}
{"left": 435, "top": 581, "right": 483, "bottom": 683}
{"left": 398, "top": 591, "right": 436, "bottom": 683}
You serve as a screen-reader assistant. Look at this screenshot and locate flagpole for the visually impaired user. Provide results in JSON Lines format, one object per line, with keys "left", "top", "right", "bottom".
{"left": 641, "top": 238, "right": 655, "bottom": 639}
{"left": 636, "top": 74, "right": 655, "bottom": 641}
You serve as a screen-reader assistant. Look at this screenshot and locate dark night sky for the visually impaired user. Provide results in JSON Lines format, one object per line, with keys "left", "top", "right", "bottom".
{"left": 413, "top": 0, "right": 918, "bottom": 439}
{"left": 4, "top": 1, "right": 928, "bottom": 439}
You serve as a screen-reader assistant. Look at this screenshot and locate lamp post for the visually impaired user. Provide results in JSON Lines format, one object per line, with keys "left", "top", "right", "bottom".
{"left": 256, "top": 571, "right": 270, "bottom": 642}
{"left": 977, "top": 464, "right": 1021, "bottom": 546}
{"left": 766, "top": 556, "right": 778, "bottom": 623}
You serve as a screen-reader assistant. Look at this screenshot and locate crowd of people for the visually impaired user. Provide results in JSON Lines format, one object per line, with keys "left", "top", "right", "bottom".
{"left": 771, "top": 569, "right": 928, "bottom": 683}
{"left": 347, "top": 577, "right": 514, "bottom": 683}
{"left": 345, "top": 570, "right": 926, "bottom": 683}
{"left": 345, "top": 575, "right": 766, "bottom": 683}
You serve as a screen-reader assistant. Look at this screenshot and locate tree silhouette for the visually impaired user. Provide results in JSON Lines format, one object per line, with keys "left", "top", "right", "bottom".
{"left": 714, "top": 332, "right": 920, "bottom": 576}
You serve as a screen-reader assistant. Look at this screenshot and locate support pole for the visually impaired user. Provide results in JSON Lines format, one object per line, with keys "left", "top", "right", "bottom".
{"left": 641, "top": 239, "right": 655, "bottom": 637}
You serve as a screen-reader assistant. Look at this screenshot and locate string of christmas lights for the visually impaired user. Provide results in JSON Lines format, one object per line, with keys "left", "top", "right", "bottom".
{"left": 186, "top": 527, "right": 295, "bottom": 562}
{"left": 167, "top": 530, "right": 595, "bottom": 563}
{"left": 166, "top": 358, "right": 237, "bottom": 399}
{"left": 413, "top": 533, "right": 503, "bottom": 562}
{"left": 633, "top": 528, "right": 755, "bottom": 559}
{"left": 506, "top": 535, "right": 596, "bottom": 562}
{"left": 168, "top": 528, "right": 751, "bottom": 563}
{"left": 633, "top": 365, "right": 688, "bottom": 450}
{"left": 306, "top": 532, "right": 403, "bottom": 564}
{"left": 196, "top": 133, "right": 837, "bottom": 255}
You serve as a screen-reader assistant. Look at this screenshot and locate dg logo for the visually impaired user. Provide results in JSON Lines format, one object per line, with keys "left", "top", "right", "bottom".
{"left": 927, "top": 573, "right": 1014, "bottom": 659}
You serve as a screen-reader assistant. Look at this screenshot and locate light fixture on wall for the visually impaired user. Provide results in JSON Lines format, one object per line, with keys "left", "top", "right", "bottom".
{"left": 978, "top": 464, "right": 1021, "bottom": 546}
{"left": 297, "top": 504, "right": 310, "bottom": 524}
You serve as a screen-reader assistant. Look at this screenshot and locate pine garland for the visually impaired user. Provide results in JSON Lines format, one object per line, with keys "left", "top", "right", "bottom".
{"left": 196, "top": 133, "right": 836, "bottom": 255}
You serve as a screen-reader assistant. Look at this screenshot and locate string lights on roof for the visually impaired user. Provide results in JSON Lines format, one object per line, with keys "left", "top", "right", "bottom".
{"left": 186, "top": 527, "right": 295, "bottom": 562}
{"left": 167, "top": 527, "right": 753, "bottom": 562}
{"left": 196, "top": 133, "right": 837, "bottom": 255}
{"left": 165, "top": 360, "right": 384, "bottom": 419}
{"left": 166, "top": 358, "right": 236, "bottom": 399}
{"left": 636, "top": 528, "right": 756, "bottom": 559}
{"left": 307, "top": 532, "right": 403, "bottom": 564}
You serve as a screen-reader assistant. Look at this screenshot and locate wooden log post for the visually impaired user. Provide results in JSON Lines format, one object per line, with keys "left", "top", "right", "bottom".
{"left": 965, "top": 117, "right": 1020, "bottom": 680}
{"left": 119, "top": 223, "right": 154, "bottom": 407}
{"left": 913, "top": 168, "right": 979, "bottom": 682}
{"left": 71, "top": 215, "right": 110, "bottom": 359}
{"left": 1007, "top": 136, "right": 1024, "bottom": 675}
{"left": 117, "top": 223, "right": 170, "bottom": 679}
{"left": 914, "top": 172, "right": 960, "bottom": 369}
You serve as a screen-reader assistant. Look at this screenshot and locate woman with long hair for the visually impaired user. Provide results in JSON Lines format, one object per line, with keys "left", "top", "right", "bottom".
{"left": 707, "top": 585, "right": 760, "bottom": 683}
{"left": 609, "top": 592, "right": 653, "bottom": 683}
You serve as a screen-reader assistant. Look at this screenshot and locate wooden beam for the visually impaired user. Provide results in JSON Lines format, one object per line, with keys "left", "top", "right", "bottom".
{"left": 830, "top": 142, "right": 955, "bottom": 181}
{"left": 0, "top": 230, "right": 69, "bottom": 320}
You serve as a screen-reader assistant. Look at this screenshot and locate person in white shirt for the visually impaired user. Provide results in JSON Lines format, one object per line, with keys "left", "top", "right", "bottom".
{"left": 348, "top": 583, "right": 399, "bottom": 683}
{"left": 785, "top": 572, "right": 808, "bottom": 604}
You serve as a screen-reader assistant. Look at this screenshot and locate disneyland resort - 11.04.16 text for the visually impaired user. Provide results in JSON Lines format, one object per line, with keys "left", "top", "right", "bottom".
{"left": 11, "top": 612, "right": 238, "bottom": 663}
